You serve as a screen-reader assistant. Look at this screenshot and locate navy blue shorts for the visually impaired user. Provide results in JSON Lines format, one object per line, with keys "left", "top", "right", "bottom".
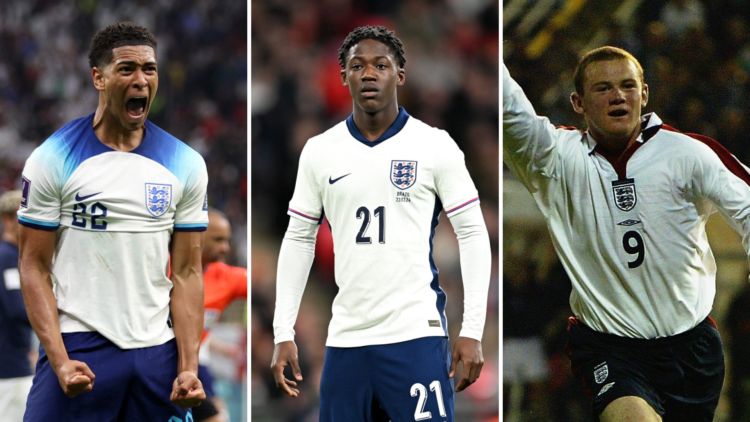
{"left": 320, "top": 336, "right": 454, "bottom": 422}
{"left": 24, "top": 332, "right": 193, "bottom": 422}
{"left": 566, "top": 317, "right": 724, "bottom": 422}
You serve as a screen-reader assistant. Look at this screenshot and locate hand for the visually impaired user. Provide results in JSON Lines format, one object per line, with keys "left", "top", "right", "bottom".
{"left": 449, "top": 337, "right": 484, "bottom": 392}
{"left": 170, "top": 371, "right": 205, "bottom": 408}
{"left": 54, "top": 359, "right": 95, "bottom": 398}
{"left": 271, "top": 341, "right": 303, "bottom": 397}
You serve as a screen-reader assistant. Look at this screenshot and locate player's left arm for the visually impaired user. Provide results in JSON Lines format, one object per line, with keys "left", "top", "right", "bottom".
{"left": 169, "top": 230, "right": 207, "bottom": 407}
{"left": 447, "top": 205, "right": 492, "bottom": 392}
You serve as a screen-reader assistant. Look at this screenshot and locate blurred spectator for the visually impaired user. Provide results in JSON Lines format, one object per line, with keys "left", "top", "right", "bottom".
{"left": 0, "top": 1, "right": 247, "bottom": 420}
{"left": 252, "top": 0, "right": 499, "bottom": 420}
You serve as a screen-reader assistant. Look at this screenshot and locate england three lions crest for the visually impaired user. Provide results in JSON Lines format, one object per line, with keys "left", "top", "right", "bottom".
{"left": 391, "top": 160, "right": 417, "bottom": 190}
{"left": 612, "top": 179, "right": 637, "bottom": 212}
{"left": 146, "top": 183, "right": 172, "bottom": 217}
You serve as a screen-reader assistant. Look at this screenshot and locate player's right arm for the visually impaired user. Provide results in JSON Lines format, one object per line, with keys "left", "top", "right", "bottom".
{"left": 271, "top": 141, "right": 323, "bottom": 397}
{"left": 19, "top": 225, "right": 95, "bottom": 397}
{"left": 502, "top": 63, "right": 564, "bottom": 190}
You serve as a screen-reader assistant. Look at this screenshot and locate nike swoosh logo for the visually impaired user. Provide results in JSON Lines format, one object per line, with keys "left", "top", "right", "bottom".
{"left": 329, "top": 174, "right": 351, "bottom": 184}
{"left": 75, "top": 192, "right": 102, "bottom": 201}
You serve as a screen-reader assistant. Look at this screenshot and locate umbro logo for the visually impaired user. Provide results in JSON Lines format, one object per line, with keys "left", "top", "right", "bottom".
{"left": 329, "top": 174, "right": 351, "bottom": 184}
{"left": 75, "top": 191, "right": 102, "bottom": 201}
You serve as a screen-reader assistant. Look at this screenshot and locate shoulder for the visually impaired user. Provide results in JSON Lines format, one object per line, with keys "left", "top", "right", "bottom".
{"left": 303, "top": 120, "right": 348, "bottom": 150}
{"left": 29, "top": 115, "right": 94, "bottom": 162}
{"left": 141, "top": 120, "right": 207, "bottom": 181}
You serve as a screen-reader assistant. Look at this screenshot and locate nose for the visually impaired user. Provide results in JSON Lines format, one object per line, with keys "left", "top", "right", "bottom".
{"left": 361, "top": 64, "right": 376, "bottom": 80}
{"left": 132, "top": 68, "right": 148, "bottom": 89}
{"left": 610, "top": 88, "right": 625, "bottom": 104}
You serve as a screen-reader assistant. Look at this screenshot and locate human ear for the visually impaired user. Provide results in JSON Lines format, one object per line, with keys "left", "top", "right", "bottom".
{"left": 92, "top": 67, "right": 105, "bottom": 92}
{"left": 570, "top": 92, "right": 585, "bottom": 115}
{"left": 341, "top": 69, "right": 348, "bottom": 87}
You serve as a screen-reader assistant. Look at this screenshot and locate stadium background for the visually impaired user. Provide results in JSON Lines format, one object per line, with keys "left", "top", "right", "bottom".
{"left": 0, "top": 0, "right": 248, "bottom": 420}
{"left": 504, "top": 0, "right": 750, "bottom": 421}
{"left": 250, "top": 0, "right": 500, "bottom": 420}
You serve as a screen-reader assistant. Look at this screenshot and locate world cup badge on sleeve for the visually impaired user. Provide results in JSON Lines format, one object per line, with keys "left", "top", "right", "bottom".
{"left": 391, "top": 160, "right": 418, "bottom": 190}
{"left": 612, "top": 178, "right": 637, "bottom": 212}
{"left": 145, "top": 183, "right": 172, "bottom": 217}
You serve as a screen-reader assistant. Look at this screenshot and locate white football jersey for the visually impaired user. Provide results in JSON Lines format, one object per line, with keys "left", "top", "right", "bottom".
{"left": 18, "top": 114, "right": 208, "bottom": 349}
{"left": 288, "top": 108, "right": 480, "bottom": 347}
{"left": 503, "top": 65, "right": 750, "bottom": 339}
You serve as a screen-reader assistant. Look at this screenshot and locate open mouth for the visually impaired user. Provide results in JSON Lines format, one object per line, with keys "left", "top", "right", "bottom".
{"left": 608, "top": 109, "right": 628, "bottom": 117}
{"left": 126, "top": 97, "right": 148, "bottom": 118}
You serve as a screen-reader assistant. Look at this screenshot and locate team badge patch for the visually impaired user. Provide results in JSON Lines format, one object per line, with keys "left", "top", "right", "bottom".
{"left": 145, "top": 183, "right": 172, "bottom": 217}
{"left": 21, "top": 176, "right": 30, "bottom": 208}
{"left": 612, "top": 178, "right": 637, "bottom": 211}
{"left": 594, "top": 362, "right": 609, "bottom": 384}
{"left": 391, "top": 160, "right": 417, "bottom": 190}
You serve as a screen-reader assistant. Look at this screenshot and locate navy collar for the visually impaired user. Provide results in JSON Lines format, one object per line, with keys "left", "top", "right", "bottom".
{"left": 346, "top": 107, "right": 410, "bottom": 147}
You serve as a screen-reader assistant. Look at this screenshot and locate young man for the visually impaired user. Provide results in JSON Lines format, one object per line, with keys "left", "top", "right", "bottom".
{"left": 503, "top": 47, "right": 740, "bottom": 421}
{"left": 0, "top": 191, "right": 34, "bottom": 421}
{"left": 193, "top": 208, "right": 247, "bottom": 422}
{"left": 271, "top": 26, "right": 492, "bottom": 421}
{"left": 19, "top": 22, "right": 208, "bottom": 421}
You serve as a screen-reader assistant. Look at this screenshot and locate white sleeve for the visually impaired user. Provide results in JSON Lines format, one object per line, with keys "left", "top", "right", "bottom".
{"left": 18, "top": 146, "right": 63, "bottom": 230}
{"left": 447, "top": 205, "right": 491, "bottom": 341}
{"left": 287, "top": 141, "right": 323, "bottom": 224}
{"left": 502, "top": 63, "right": 564, "bottom": 190}
{"left": 433, "top": 132, "right": 480, "bottom": 217}
{"left": 272, "top": 216, "right": 320, "bottom": 344}
{"left": 174, "top": 151, "right": 209, "bottom": 231}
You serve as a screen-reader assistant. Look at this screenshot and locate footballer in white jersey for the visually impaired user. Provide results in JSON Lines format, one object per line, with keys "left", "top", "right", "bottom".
{"left": 19, "top": 22, "right": 206, "bottom": 421}
{"left": 504, "top": 47, "right": 738, "bottom": 421}
{"left": 271, "top": 26, "right": 492, "bottom": 421}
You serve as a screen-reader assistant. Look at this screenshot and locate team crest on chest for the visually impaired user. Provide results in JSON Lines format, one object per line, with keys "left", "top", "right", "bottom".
{"left": 145, "top": 183, "right": 172, "bottom": 217}
{"left": 594, "top": 362, "right": 609, "bottom": 384}
{"left": 612, "top": 178, "right": 637, "bottom": 212}
{"left": 391, "top": 160, "right": 417, "bottom": 190}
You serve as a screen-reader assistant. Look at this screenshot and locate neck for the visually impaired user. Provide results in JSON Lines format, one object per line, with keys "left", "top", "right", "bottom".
{"left": 591, "top": 128, "right": 641, "bottom": 159}
{"left": 352, "top": 102, "right": 400, "bottom": 142}
{"left": 93, "top": 99, "right": 144, "bottom": 152}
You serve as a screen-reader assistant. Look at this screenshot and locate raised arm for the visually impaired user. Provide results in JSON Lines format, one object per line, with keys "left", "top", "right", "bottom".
{"left": 271, "top": 216, "right": 319, "bottom": 397}
{"left": 169, "top": 230, "right": 206, "bottom": 407}
{"left": 19, "top": 225, "right": 95, "bottom": 397}
{"left": 503, "top": 63, "right": 564, "bottom": 190}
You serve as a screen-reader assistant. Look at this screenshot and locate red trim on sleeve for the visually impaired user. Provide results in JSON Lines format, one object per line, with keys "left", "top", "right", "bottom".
{"left": 662, "top": 125, "right": 750, "bottom": 186}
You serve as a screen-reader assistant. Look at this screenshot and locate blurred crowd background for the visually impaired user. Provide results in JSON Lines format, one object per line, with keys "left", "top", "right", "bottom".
{"left": 0, "top": 0, "right": 247, "bottom": 420}
{"left": 504, "top": 0, "right": 750, "bottom": 421}
{"left": 251, "top": 0, "right": 499, "bottom": 420}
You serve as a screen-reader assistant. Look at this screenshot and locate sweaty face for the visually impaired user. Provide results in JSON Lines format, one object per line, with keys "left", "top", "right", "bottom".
{"left": 96, "top": 45, "right": 158, "bottom": 131}
{"left": 341, "top": 38, "right": 405, "bottom": 114}
{"left": 203, "top": 215, "right": 231, "bottom": 264}
{"left": 573, "top": 59, "right": 648, "bottom": 145}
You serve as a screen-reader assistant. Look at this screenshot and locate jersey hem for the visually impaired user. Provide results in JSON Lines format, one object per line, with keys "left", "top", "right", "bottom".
{"left": 60, "top": 316, "right": 176, "bottom": 349}
{"left": 325, "top": 330, "right": 447, "bottom": 348}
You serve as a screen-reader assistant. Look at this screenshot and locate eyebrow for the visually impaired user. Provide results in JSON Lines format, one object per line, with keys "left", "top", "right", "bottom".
{"left": 116, "top": 60, "right": 157, "bottom": 66}
{"left": 350, "top": 55, "right": 390, "bottom": 61}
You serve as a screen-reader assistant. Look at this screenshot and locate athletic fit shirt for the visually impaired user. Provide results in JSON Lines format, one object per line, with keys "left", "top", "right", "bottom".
{"left": 503, "top": 64, "right": 750, "bottom": 339}
{"left": 18, "top": 114, "right": 209, "bottom": 349}
{"left": 287, "top": 107, "right": 480, "bottom": 347}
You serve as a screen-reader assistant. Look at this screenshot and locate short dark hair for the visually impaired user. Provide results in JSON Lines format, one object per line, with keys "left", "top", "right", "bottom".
{"left": 573, "top": 46, "right": 644, "bottom": 95}
{"left": 338, "top": 26, "right": 405, "bottom": 69}
{"left": 88, "top": 22, "right": 158, "bottom": 69}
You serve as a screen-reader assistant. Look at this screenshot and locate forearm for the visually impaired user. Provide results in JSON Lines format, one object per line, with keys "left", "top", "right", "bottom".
{"left": 448, "top": 206, "right": 491, "bottom": 341}
{"left": 170, "top": 265, "right": 203, "bottom": 375}
{"left": 20, "top": 256, "right": 67, "bottom": 369}
{"left": 170, "top": 232, "right": 204, "bottom": 375}
{"left": 273, "top": 217, "right": 318, "bottom": 344}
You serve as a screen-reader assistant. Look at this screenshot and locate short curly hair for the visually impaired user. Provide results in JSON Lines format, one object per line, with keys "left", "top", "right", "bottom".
{"left": 88, "top": 22, "right": 158, "bottom": 69}
{"left": 338, "top": 26, "right": 405, "bottom": 69}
